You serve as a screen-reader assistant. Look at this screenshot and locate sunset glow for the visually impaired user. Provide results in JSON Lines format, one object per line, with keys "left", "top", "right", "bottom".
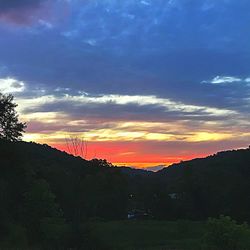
{"left": 1, "top": 0, "right": 250, "bottom": 169}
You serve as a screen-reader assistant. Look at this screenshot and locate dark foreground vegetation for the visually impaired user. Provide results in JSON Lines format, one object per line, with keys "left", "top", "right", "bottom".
{"left": 0, "top": 139, "right": 250, "bottom": 249}
{"left": 90, "top": 217, "right": 250, "bottom": 250}
{"left": 90, "top": 220, "right": 205, "bottom": 250}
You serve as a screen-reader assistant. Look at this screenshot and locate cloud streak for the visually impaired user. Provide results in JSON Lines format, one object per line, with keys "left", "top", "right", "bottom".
{"left": 202, "top": 76, "right": 250, "bottom": 85}
{"left": 0, "top": 1, "right": 250, "bottom": 167}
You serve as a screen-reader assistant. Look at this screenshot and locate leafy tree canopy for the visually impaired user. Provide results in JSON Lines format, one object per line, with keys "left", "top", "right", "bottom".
{"left": 0, "top": 93, "right": 26, "bottom": 141}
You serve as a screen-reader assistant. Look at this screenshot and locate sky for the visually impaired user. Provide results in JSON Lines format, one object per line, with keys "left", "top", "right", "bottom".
{"left": 0, "top": 0, "right": 250, "bottom": 169}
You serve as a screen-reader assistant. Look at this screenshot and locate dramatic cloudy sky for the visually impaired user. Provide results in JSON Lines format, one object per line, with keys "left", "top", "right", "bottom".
{"left": 0, "top": 0, "right": 250, "bottom": 168}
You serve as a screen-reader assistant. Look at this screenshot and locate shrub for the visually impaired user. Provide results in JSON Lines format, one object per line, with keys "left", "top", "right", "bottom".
{"left": 203, "top": 215, "right": 250, "bottom": 250}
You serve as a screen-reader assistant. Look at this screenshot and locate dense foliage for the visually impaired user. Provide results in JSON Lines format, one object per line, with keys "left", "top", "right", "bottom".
{"left": 90, "top": 219, "right": 250, "bottom": 250}
{"left": 0, "top": 93, "right": 26, "bottom": 141}
{"left": 203, "top": 215, "right": 250, "bottom": 250}
{"left": 0, "top": 139, "right": 249, "bottom": 248}
{"left": 0, "top": 140, "right": 127, "bottom": 248}
{"left": 155, "top": 147, "right": 250, "bottom": 221}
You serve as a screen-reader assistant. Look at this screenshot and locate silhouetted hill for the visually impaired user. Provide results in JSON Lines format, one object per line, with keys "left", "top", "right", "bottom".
{"left": 154, "top": 147, "right": 250, "bottom": 221}
{"left": 159, "top": 147, "right": 250, "bottom": 175}
{"left": 0, "top": 139, "right": 129, "bottom": 248}
{"left": 1, "top": 139, "right": 250, "bottom": 248}
{"left": 156, "top": 147, "right": 250, "bottom": 186}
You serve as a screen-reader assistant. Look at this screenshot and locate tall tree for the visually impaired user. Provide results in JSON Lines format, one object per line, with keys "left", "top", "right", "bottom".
{"left": 0, "top": 93, "right": 26, "bottom": 141}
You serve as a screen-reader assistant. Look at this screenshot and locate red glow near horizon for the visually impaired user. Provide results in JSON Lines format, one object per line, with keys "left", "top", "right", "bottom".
{"left": 51, "top": 141, "right": 209, "bottom": 168}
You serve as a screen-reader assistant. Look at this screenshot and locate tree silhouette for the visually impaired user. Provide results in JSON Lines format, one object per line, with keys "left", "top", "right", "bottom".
{"left": 65, "top": 135, "right": 88, "bottom": 158}
{"left": 0, "top": 93, "right": 26, "bottom": 141}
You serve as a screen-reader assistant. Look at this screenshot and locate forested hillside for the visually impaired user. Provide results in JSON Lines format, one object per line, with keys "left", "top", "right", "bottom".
{"left": 155, "top": 147, "right": 250, "bottom": 221}
{"left": 0, "top": 139, "right": 250, "bottom": 248}
{"left": 0, "top": 140, "right": 128, "bottom": 248}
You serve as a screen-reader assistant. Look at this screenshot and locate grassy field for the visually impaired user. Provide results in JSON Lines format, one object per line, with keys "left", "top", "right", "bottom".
{"left": 90, "top": 220, "right": 205, "bottom": 250}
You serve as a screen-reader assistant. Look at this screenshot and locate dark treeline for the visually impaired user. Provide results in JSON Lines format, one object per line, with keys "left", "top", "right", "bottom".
{"left": 0, "top": 139, "right": 250, "bottom": 248}
{"left": 0, "top": 140, "right": 127, "bottom": 249}
{"left": 155, "top": 148, "right": 250, "bottom": 221}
